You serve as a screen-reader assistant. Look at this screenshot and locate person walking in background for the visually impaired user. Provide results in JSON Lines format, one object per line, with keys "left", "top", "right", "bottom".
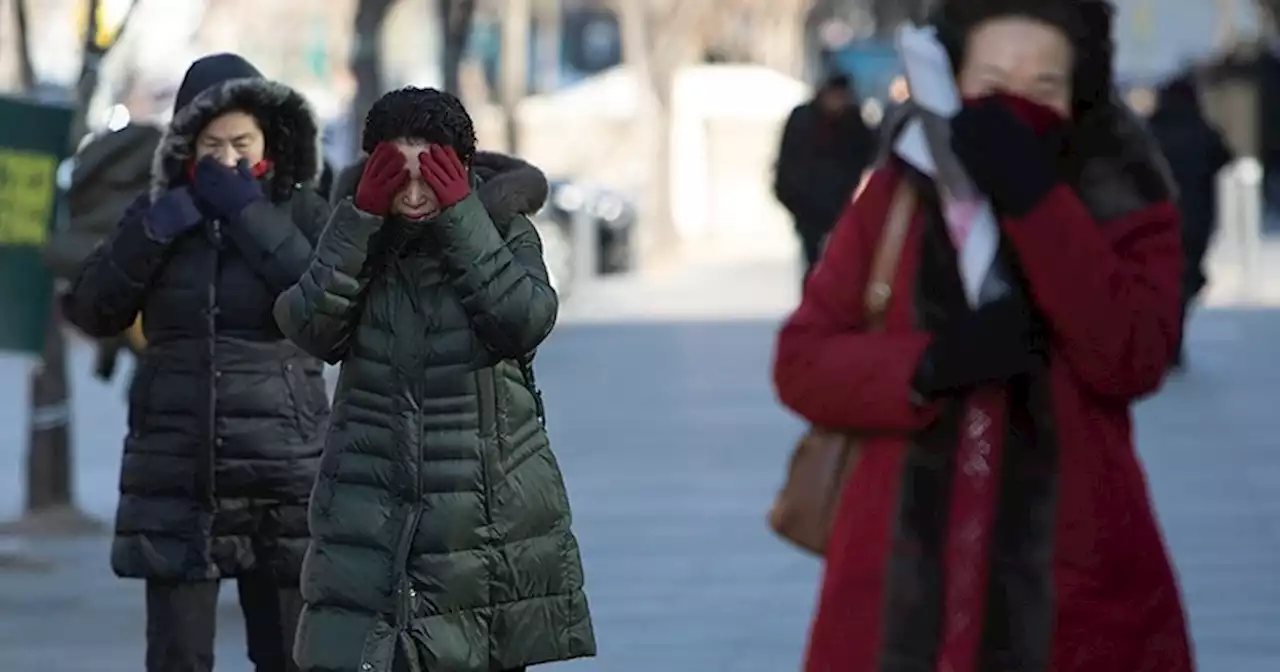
{"left": 774, "top": 72, "right": 875, "bottom": 285}
{"left": 61, "top": 53, "right": 331, "bottom": 672}
{"left": 1146, "top": 73, "right": 1233, "bottom": 369}
{"left": 275, "top": 87, "right": 594, "bottom": 672}
{"left": 772, "top": 1, "right": 1193, "bottom": 670}
{"left": 316, "top": 157, "right": 336, "bottom": 201}
{"left": 46, "top": 121, "right": 163, "bottom": 385}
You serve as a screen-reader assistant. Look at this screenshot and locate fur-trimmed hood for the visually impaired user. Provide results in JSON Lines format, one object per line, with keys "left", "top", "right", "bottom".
{"left": 331, "top": 151, "right": 549, "bottom": 228}
{"left": 878, "top": 99, "right": 1175, "bottom": 221}
{"left": 150, "top": 76, "right": 321, "bottom": 203}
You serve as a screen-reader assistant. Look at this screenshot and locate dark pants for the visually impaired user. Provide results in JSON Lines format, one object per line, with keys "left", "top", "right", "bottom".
{"left": 799, "top": 229, "right": 828, "bottom": 289}
{"left": 145, "top": 570, "right": 302, "bottom": 672}
{"left": 1173, "top": 293, "right": 1192, "bottom": 369}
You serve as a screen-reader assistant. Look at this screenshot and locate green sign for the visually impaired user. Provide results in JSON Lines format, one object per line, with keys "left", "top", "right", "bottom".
{"left": 0, "top": 95, "right": 73, "bottom": 356}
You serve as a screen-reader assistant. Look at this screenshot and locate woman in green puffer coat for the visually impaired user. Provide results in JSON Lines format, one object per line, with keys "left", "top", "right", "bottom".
{"left": 274, "top": 87, "right": 595, "bottom": 672}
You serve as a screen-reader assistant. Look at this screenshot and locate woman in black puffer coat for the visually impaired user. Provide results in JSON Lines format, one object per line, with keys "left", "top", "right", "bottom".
{"left": 63, "top": 53, "right": 330, "bottom": 672}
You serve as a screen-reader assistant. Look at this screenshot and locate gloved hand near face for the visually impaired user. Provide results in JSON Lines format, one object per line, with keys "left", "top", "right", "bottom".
{"left": 950, "top": 93, "right": 1067, "bottom": 218}
{"left": 192, "top": 156, "right": 265, "bottom": 218}
{"left": 354, "top": 142, "right": 410, "bottom": 216}
{"left": 419, "top": 145, "right": 471, "bottom": 210}
{"left": 911, "top": 294, "right": 1047, "bottom": 400}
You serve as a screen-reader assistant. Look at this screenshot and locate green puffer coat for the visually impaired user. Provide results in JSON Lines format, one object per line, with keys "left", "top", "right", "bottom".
{"left": 275, "top": 153, "right": 595, "bottom": 672}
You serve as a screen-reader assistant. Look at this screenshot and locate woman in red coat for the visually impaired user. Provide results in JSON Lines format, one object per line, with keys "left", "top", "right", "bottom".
{"left": 772, "top": 1, "right": 1194, "bottom": 671}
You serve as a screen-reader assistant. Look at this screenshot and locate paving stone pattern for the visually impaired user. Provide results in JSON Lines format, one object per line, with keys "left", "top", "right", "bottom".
{"left": 0, "top": 276, "right": 1277, "bottom": 671}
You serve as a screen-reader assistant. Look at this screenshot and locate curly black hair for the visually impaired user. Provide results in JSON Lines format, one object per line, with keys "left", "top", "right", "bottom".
{"left": 361, "top": 87, "right": 477, "bottom": 164}
{"left": 929, "top": 0, "right": 1115, "bottom": 121}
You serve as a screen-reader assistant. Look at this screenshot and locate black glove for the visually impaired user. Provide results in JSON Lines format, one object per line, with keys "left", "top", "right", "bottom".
{"left": 192, "top": 157, "right": 264, "bottom": 218}
{"left": 950, "top": 97, "right": 1059, "bottom": 218}
{"left": 912, "top": 296, "right": 1046, "bottom": 400}
{"left": 143, "top": 187, "right": 203, "bottom": 241}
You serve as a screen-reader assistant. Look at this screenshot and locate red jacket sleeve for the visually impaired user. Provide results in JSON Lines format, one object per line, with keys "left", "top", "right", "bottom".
{"left": 772, "top": 168, "right": 937, "bottom": 432}
{"left": 1000, "top": 185, "right": 1182, "bottom": 400}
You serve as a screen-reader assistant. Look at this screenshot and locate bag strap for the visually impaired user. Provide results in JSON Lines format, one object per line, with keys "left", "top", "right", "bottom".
{"left": 862, "top": 179, "right": 916, "bottom": 331}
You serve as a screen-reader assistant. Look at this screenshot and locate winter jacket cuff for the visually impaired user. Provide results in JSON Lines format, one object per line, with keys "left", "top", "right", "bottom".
{"left": 116, "top": 218, "right": 172, "bottom": 281}
{"left": 432, "top": 193, "right": 506, "bottom": 258}
{"left": 318, "top": 199, "right": 383, "bottom": 276}
{"left": 226, "top": 199, "right": 315, "bottom": 292}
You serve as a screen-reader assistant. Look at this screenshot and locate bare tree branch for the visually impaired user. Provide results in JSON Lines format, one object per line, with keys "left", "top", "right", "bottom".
{"left": 72, "top": 0, "right": 141, "bottom": 142}
{"left": 498, "top": 0, "right": 531, "bottom": 152}
{"left": 349, "top": 0, "right": 398, "bottom": 157}
{"left": 439, "top": 0, "right": 477, "bottom": 95}
{"left": 13, "top": 0, "right": 35, "bottom": 91}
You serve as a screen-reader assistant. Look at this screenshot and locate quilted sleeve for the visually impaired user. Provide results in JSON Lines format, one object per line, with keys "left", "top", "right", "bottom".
{"left": 273, "top": 199, "right": 381, "bottom": 363}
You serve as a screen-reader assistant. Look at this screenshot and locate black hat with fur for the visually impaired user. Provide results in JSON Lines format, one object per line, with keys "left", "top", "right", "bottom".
{"left": 150, "top": 53, "right": 321, "bottom": 204}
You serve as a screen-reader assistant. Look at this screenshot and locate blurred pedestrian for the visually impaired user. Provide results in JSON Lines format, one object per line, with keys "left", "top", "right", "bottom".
{"left": 46, "top": 121, "right": 162, "bottom": 384}
{"left": 315, "top": 157, "right": 335, "bottom": 201}
{"left": 61, "top": 53, "right": 331, "bottom": 672}
{"left": 1146, "top": 73, "right": 1233, "bottom": 369}
{"left": 275, "top": 87, "right": 595, "bottom": 672}
{"left": 774, "top": 72, "right": 875, "bottom": 285}
{"left": 772, "top": 1, "right": 1193, "bottom": 671}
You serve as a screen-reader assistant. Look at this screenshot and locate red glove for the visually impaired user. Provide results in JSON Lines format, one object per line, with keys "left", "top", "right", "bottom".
{"left": 420, "top": 145, "right": 471, "bottom": 209}
{"left": 354, "top": 142, "right": 409, "bottom": 215}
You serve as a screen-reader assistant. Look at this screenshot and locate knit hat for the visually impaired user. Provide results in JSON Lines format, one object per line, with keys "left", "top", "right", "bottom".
{"left": 173, "top": 53, "right": 263, "bottom": 116}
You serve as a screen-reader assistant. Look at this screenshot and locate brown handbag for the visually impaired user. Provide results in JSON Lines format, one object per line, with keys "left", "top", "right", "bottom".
{"left": 768, "top": 180, "right": 917, "bottom": 556}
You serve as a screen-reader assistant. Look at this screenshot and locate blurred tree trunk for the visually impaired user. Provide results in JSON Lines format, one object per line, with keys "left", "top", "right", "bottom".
{"left": 14, "top": 0, "right": 137, "bottom": 534}
{"left": 710, "top": 0, "right": 812, "bottom": 76}
{"left": 532, "top": 0, "right": 561, "bottom": 92}
{"left": 351, "top": 0, "right": 397, "bottom": 158}
{"left": 1259, "top": 0, "right": 1277, "bottom": 24}
{"left": 12, "top": 0, "right": 36, "bottom": 90}
{"left": 757, "top": 0, "right": 813, "bottom": 78}
{"left": 1259, "top": 0, "right": 1280, "bottom": 41}
{"left": 498, "top": 0, "right": 531, "bottom": 154}
{"left": 439, "top": 0, "right": 477, "bottom": 96}
{"left": 614, "top": 0, "right": 707, "bottom": 261}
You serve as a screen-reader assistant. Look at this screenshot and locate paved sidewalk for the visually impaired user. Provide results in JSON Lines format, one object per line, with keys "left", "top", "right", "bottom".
{"left": 1, "top": 258, "right": 1278, "bottom": 671}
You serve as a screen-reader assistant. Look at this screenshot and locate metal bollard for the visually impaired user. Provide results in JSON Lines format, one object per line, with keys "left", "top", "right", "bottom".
{"left": 1217, "top": 158, "right": 1264, "bottom": 299}
{"left": 570, "top": 211, "right": 598, "bottom": 292}
{"left": 1232, "top": 158, "right": 1263, "bottom": 297}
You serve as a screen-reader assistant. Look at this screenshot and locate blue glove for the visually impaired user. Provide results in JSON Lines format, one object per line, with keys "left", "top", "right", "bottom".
{"left": 144, "top": 187, "right": 203, "bottom": 241}
{"left": 192, "top": 157, "right": 264, "bottom": 218}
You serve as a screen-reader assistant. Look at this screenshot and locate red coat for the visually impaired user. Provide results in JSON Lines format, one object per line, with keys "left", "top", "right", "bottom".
{"left": 773, "top": 147, "right": 1194, "bottom": 671}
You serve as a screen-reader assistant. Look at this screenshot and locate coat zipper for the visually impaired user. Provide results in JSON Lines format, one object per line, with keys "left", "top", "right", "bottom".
{"left": 476, "top": 368, "right": 499, "bottom": 667}
{"left": 203, "top": 220, "right": 221, "bottom": 511}
{"left": 476, "top": 368, "right": 497, "bottom": 524}
{"left": 393, "top": 404, "right": 425, "bottom": 629}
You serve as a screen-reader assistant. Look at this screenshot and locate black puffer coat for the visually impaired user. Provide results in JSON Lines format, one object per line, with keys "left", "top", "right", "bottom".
{"left": 63, "top": 59, "right": 331, "bottom": 582}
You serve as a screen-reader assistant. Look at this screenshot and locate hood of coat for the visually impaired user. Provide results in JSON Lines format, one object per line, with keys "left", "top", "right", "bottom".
{"left": 331, "top": 151, "right": 549, "bottom": 230}
{"left": 879, "top": 99, "right": 1175, "bottom": 222}
{"left": 150, "top": 68, "right": 321, "bottom": 204}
